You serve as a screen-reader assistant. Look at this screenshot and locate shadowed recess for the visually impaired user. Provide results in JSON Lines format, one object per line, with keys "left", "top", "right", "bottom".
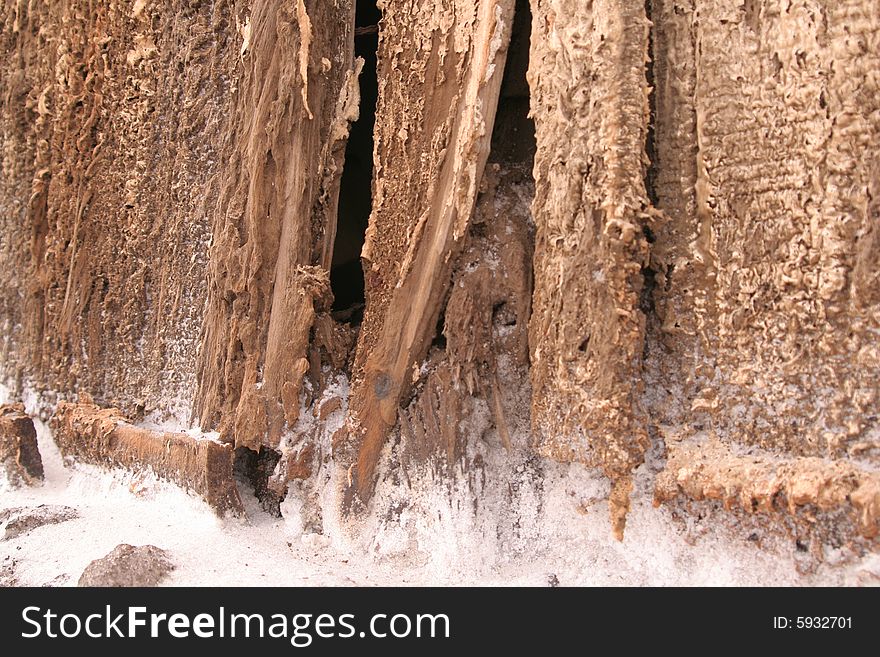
{"left": 330, "top": 0, "right": 382, "bottom": 323}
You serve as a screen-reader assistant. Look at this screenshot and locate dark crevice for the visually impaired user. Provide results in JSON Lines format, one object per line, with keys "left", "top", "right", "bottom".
{"left": 492, "top": 301, "right": 517, "bottom": 327}
{"left": 644, "top": 0, "right": 659, "bottom": 207}
{"left": 641, "top": 0, "right": 660, "bottom": 358}
{"left": 426, "top": 1, "right": 535, "bottom": 356}
{"left": 497, "top": 0, "right": 537, "bottom": 360}
{"left": 399, "top": 0, "right": 538, "bottom": 370}
{"left": 234, "top": 446, "right": 283, "bottom": 517}
{"left": 431, "top": 306, "right": 447, "bottom": 350}
{"left": 639, "top": 265, "right": 657, "bottom": 315}
{"left": 490, "top": 0, "right": 536, "bottom": 167}
{"left": 330, "top": 0, "right": 381, "bottom": 322}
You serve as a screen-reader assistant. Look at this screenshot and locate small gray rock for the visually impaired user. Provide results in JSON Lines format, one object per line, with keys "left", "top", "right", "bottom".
{"left": 1, "top": 505, "right": 78, "bottom": 540}
{"left": 78, "top": 544, "right": 174, "bottom": 587}
{"left": 41, "top": 573, "right": 71, "bottom": 587}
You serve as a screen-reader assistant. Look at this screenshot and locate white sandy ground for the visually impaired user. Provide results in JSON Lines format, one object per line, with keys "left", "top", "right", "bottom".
{"left": 1, "top": 383, "right": 878, "bottom": 587}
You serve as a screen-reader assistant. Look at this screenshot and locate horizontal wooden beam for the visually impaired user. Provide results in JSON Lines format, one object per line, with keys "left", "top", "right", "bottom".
{"left": 51, "top": 402, "right": 244, "bottom": 516}
{"left": 655, "top": 437, "right": 880, "bottom": 540}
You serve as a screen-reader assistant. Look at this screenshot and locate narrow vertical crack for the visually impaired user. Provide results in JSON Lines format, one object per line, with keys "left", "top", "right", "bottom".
{"left": 641, "top": 0, "right": 660, "bottom": 354}
{"left": 644, "top": 0, "right": 659, "bottom": 207}
{"left": 330, "top": 0, "right": 381, "bottom": 325}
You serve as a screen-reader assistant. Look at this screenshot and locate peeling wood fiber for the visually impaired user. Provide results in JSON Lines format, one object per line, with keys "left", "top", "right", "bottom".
{"left": 0, "top": 0, "right": 878, "bottom": 544}
{"left": 194, "top": 0, "right": 356, "bottom": 450}
{"left": 342, "top": 0, "right": 517, "bottom": 504}
{"left": 527, "top": 0, "right": 655, "bottom": 536}
{"left": 655, "top": 437, "right": 880, "bottom": 540}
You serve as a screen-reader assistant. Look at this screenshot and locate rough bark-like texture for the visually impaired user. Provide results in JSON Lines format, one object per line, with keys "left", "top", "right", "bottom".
{"left": 649, "top": 1, "right": 880, "bottom": 461}
{"left": 527, "top": 0, "right": 655, "bottom": 537}
{"left": 0, "top": 403, "right": 43, "bottom": 486}
{"left": 643, "top": 0, "right": 702, "bottom": 423}
{"left": 343, "top": 0, "right": 517, "bottom": 503}
{"left": 640, "top": 0, "right": 880, "bottom": 542}
{"left": 0, "top": 0, "right": 878, "bottom": 546}
{"left": 51, "top": 402, "right": 243, "bottom": 515}
{"left": 194, "top": 0, "right": 358, "bottom": 451}
{"left": 0, "top": 0, "right": 243, "bottom": 419}
{"left": 655, "top": 436, "right": 880, "bottom": 540}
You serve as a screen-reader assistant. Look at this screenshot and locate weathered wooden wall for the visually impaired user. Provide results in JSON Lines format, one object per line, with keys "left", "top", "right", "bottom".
{"left": 0, "top": 0, "right": 877, "bottom": 541}
{"left": 193, "top": 0, "right": 357, "bottom": 451}
{"left": 650, "top": 0, "right": 880, "bottom": 461}
{"left": 527, "top": 0, "right": 655, "bottom": 536}
{"left": 0, "top": 0, "right": 243, "bottom": 419}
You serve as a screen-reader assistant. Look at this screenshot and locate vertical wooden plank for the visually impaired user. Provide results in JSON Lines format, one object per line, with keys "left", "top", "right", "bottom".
{"left": 343, "top": 0, "right": 517, "bottom": 504}
{"left": 527, "top": 0, "right": 654, "bottom": 538}
{"left": 195, "top": 0, "right": 358, "bottom": 448}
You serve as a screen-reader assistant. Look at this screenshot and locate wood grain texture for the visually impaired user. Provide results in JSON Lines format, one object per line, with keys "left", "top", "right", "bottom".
{"left": 51, "top": 401, "right": 243, "bottom": 515}
{"left": 343, "top": 0, "right": 517, "bottom": 504}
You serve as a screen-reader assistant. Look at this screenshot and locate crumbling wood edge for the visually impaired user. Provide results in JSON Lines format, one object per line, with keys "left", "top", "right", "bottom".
{"left": 51, "top": 402, "right": 244, "bottom": 516}
{"left": 654, "top": 438, "right": 880, "bottom": 540}
{"left": 345, "top": 0, "right": 518, "bottom": 507}
{"left": 0, "top": 403, "right": 45, "bottom": 486}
